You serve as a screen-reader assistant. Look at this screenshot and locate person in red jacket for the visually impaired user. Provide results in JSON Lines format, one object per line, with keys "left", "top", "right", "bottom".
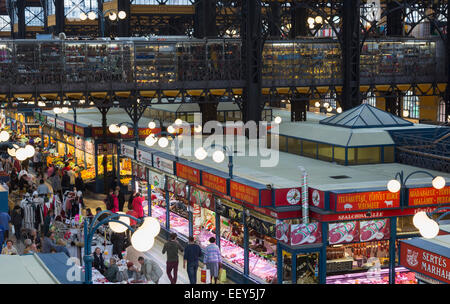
{"left": 111, "top": 190, "right": 119, "bottom": 213}
{"left": 132, "top": 193, "right": 144, "bottom": 218}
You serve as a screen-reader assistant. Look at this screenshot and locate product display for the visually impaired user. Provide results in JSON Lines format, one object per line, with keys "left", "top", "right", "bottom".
{"left": 326, "top": 267, "right": 417, "bottom": 284}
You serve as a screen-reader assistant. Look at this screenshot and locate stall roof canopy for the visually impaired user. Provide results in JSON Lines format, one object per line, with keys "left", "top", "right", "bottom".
{"left": 319, "top": 104, "right": 414, "bottom": 129}
{"left": 0, "top": 254, "right": 60, "bottom": 284}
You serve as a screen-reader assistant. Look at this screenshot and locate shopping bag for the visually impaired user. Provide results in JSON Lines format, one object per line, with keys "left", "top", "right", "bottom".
{"left": 219, "top": 268, "right": 227, "bottom": 283}
{"left": 11, "top": 225, "right": 15, "bottom": 236}
{"left": 200, "top": 266, "right": 211, "bottom": 284}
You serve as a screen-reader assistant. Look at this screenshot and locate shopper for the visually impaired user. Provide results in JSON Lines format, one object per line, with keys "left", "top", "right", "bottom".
{"left": 9, "top": 168, "right": 18, "bottom": 192}
{"left": 105, "top": 189, "right": 116, "bottom": 212}
{"left": 204, "top": 237, "right": 222, "bottom": 284}
{"left": 42, "top": 209, "right": 54, "bottom": 237}
{"left": 23, "top": 239, "right": 38, "bottom": 254}
{"left": 85, "top": 208, "right": 94, "bottom": 222}
{"left": 0, "top": 211, "right": 10, "bottom": 240}
{"left": 11, "top": 203, "right": 24, "bottom": 241}
{"left": 32, "top": 148, "right": 42, "bottom": 173}
{"left": 116, "top": 186, "right": 125, "bottom": 212}
{"left": 1, "top": 240, "right": 18, "bottom": 255}
{"left": 162, "top": 232, "right": 184, "bottom": 284}
{"left": 75, "top": 172, "right": 85, "bottom": 192}
{"left": 183, "top": 236, "right": 203, "bottom": 284}
{"left": 132, "top": 192, "right": 144, "bottom": 218}
{"left": 137, "top": 256, "right": 163, "bottom": 284}
{"left": 67, "top": 169, "right": 76, "bottom": 190}
{"left": 37, "top": 179, "right": 49, "bottom": 197}
{"left": 28, "top": 228, "right": 41, "bottom": 251}
{"left": 93, "top": 247, "right": 106, "bottom": 274}
{"left": 95, "top": 207, "right": 108, "bottom": 222}
{"left": 49, "top": 168, "right": 62, "bottom": 200}
{"left": 41, "top": 231, "right": 70, "bottom": 257}
{"left": 104, "top": 258, "right": 119, "bottom": 282}
{"left": 61, "top": 170, "right": 71, "bottom": 193}
{"left": 111, "top": 231, "right": 126, "bottom": 260}
{"left": 127, "top": 191, "right": 137, "bottom": 211}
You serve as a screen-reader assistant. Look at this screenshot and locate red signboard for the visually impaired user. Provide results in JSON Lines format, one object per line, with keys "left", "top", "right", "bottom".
{"left": 290, "top": 222, "right": 322, "bottom": 246}
{"left": 331, "top": 190, "right": 400, "bottom": 212}
{"left": 309, "top": 188, "right": 325, "bottom": 209}
{"left": 65, "top": 122, "right": 74, "bottom": 134}
{"left": 400, "top": 241, "right": 450, "bottom": 284}
{"left": 230, "top": 181, "right": 259, "bottom": 206}
{"left": 260, "top": 189, "right": 272, "bottom": 206}
{"left": 408, "top": 186, "right": 450, "bottom": 206}
{"left": 74, "top": 125, "right": 85, "bottom": 137}
{"left": 274, "top": 188, "right": 302, "bottom": 207}
{"left": 92, "top": 127, "right": 159, "bottom": 139}
{"left": 202, "top": 172, "right": 227, "bottom": 194}
{"left": 176, "top": 163, "right": 200, "bottom": 184}
{"left": 328, "top": 221, "right": 359, "bottom": 245}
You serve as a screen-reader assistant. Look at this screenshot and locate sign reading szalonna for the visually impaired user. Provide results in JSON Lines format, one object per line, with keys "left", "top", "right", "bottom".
{"left": 400, "top": 236, "right": 450, "bottom": 284}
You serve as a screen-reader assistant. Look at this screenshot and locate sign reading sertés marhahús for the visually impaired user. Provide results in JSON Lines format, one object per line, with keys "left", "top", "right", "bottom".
{"left": 331, "top": 190, "right": 400, "bottom": 212}
{"left": 408, "top": 186, "right": 450, "bottom": 206}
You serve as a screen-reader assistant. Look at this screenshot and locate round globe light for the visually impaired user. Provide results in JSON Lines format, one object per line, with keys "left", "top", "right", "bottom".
{"left": 387, "top": 179, "right": 401, "bottom": 193}
{"left": 212, "top": 150, "right": 225, "bottom": 163}
{"left": 24, "top": 145, "right": 35, "bottom": 158}
{"left": 7, "top": 148, "right": 16, "bottom": 157}
{"left": 108, "top": 12, "right": 117, "bottom": 21}
{"left": 158, "top": 137, "right": 169, "bottom": 148}
{"left": 109, "top": 124, "right": 118, "bottom": 133}
{"left": 315, "top": 16, "right": 323, "bottom": 24}
{"left": 194, "top": 124, "right": 202, "bottom": 133}
{"left": 403, "top": 110, "right": 409, "bottom": 118}
{"left": 274, "top": 116, "right": 282, "bottom": 124}
{"left": 88, "top": 11, "right": 97, "bottom": 20}
{"left": 118, "top": 10, "right": 127, "bottom": 19}
{"left": 131, "top": 229, "right": 155, "bottom": 252}
{"left": 148, "top": 121, "right": 156, "bottom": 129}
{"left": 145, "top": 135, "right": 157, "bottom": 147}
{"left": 119, "top": 11, "right": 127, "bottom": 19}
{"left": 194, "top": 147, "right": 207, "bottom": 160}
{"left": 307, "top": 17, "right": 315, "bottom": 25}
{"left": 174, "top": 118, "right": 182, "bottom": 125}
{"left": 80, "top": 12, "right": 87, "bottom": 21}
{"left": 337, "top": 107, "right": 343, "bottom": 113}
{"left": 16, "top": 148, "right": 27, "bottom": 161}
{"left": 432, "top": 176, "right": 446, "bottom": 190}
{"left": 327, "top": 107, "right": 333, "bottom": 112}
{"left": 62, "top": 107, "right": 69, "bottom": 114}
{"left": 314, "top": 101, "right": 320, "bottom": 107}
{"left": 309, "top": 23, "right": 315, "bottom": 29}
{"left": 108, "top": 212, "right": 130, "bottom": 233}
{"left": 141, "top": 217, "right": 161, "bottom": 237}
{"left": 167, "top": 125, "right": 175, "bottom": 134}
{"left": 419, "top": 219, "right": 440, "bottom": 239}
{"left": 53, "top": 107, "right": 61, "bottom": 114}
{"left": 119, "top": 125, "right": 129, "bottom": 135}
{"left": 413, "top": 211, "right": 431, "bottom": 229}
{"left": 0, "top": 130, "right": 9, "bottom": 142}
{"left": 323, "top": 102, "right": 330, "bottom": 108}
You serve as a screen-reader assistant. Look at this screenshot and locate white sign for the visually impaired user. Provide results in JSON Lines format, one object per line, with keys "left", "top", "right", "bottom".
{"left": 121, "top": 144, "right": 135, "bottom": 159}
{"left": 287, "top": 188, "right": 301, "bottom": 205}
{"left": 84, "top": 140, "right": 95, "bottom": 155}
{"left": 136, "top": 149, "right": 152, "bottom": 166}
{"left": 153, "top": 155, "right": 174, "bottom": 174}
{"left": 56, "top": 119, "right": 65, "bottom": 130}
{"left": 47, "top": 116, "right": 55, "bottom": 126}
{"left": 151, "top": 172, "right": 163, "bottom": 189}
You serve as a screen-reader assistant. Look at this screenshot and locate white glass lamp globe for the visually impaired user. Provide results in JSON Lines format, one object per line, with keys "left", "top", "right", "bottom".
{"left": 141, "top": 217, "right": 161, "bottom": 237}
{"left": 413, "top": 211, "right": 431, "bottom": 229}
{"left": 0, "top": 130, "right": 9, "bottom": 142}
{"left": 7, "top": 148, "right": 16, "bottom": 157}
{"left": 80, "top": 12, "right": 87, "bottom": 21}
{"left": 108, "top": 12, "right": 117, "bottom": 21}
{"left": 16, "top": 148, "right": 27, "bottom": 161}
{"left": 307, "top": 17, "right": 315, "bottom": 25}
{"left": 88, "top": 11, "right": 97, "bottom": 20}
{"left": 108, "top": 212, "right": 130, "bottom": 233}
{"left": 432, "top": 176, "right": 446, "bottom": 190}
{"left": 212, "top": 150, "right": 225, "bottom": 163}
{"left": 145, "top": 135, "right": 157, "bottom": 146}
{"left": 337, "top": 107, "right": 343, "bottom": 113}
{"left": 194, "top": 147, "right": 207, "bottom": 160}
{"left": 274, "top": 116, "right": 282, "bottom": 124}
{"left": 323, "top": 102, "right": 330, "bottom": 108}
{"left": 315, "top": 16, "right": 323, "bottom": 24}
{"left": 309, "top": 23, "right": 315, "bottom": 29}
{"left": 119, "top": 125, "right": 129, "bottom": 135}
{"left": 194, "top": 124, "right": 202, "bottom": 133}
{"left": 167, "top": 125, "right": 175, "bottom": 134}
{"left": 174, "top": 118, "right": 182, "bottom": 125}
{"left": 387, "top": 179, "right": 401, "bottom": 193}
{"left": 419, "top": 219, "right": 440, "bottom": 239}
{"left": 53, "top": 107, "right": 61, "bottom": 114}
{"left": 148, "top": 121, "right": 156, "bottom": 129}
{"left": 118, "top": 10, "right": 127, "bottom": 19}
{"left": 314, "top": 101, "right": 320, "bottom": 107}
{"left": 403, "top": 110, "right": 409, "bottom": 117}
{"left": 109, "top": 124, "right": 118, "bottom": 133}
{"left": 158, "top": 137, "right": 169, "bottom": 148}
{"left": 131, "top": 229, "right": 155, "bottom": 252}
{"left": 24, "top": 145, "right": 35, "bottom": 158}
{"left": 327, "top": 107, "right": 333, "bottom": 112}
{"left": 62, "top": 107, "right": 69, "bottom": 114}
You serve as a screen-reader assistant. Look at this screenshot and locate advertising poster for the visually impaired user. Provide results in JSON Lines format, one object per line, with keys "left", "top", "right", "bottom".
{"left": 276, "top": 220, "right": 290, "bottom": 243}
{"left": 328, "top": 221, "right": 359, "bottom": 245}
{"left": 359, "top": 218, "right": 390, "bottom": 242}
{"left": 290, "top": 222, "right": 322, "bottom": 246}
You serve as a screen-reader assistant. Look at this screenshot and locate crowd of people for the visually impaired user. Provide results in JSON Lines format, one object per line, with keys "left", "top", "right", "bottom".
{"left": 0, "top": 136, "right": 225, "bottom": 284}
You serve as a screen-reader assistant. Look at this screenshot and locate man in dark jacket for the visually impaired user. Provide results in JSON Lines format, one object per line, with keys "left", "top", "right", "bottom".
{"left": 93, "top": 247, "right": 106, "bottom": 274}
{"left": 42, "top": 231, "right": 70, "bottom": 257}
{"left": 162, "top": 233, "right": 184, "bottom": 284}
{"left": 111, "top": 232, "right": 126, "bottom": 260}
{"left": 75, "top": 172, "right": 85, "bottom": 192}
{"left": 116, "top": 186, "right": 125, "bottom": 212}
{"left": 61, "top": 170, "right": 71, "bottom": 193}
{"left": 104, "top": 258, "right": 119, "bottom": 282}
{"left": 11, "top": 204, "right": 24, "bottom": 241}
{"left": 183, "top": 236, "right": 203, "bottom": 284}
